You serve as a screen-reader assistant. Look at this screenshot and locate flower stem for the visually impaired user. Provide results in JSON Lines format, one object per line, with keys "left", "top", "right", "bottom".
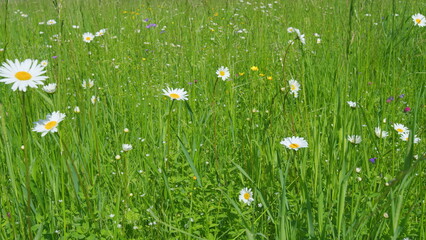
{"left": 20, "top": 92, "right": 33, "bottom": 240}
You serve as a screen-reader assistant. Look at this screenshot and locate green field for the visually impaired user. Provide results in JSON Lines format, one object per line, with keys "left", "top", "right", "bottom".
{"left": 0, "top": 0, "right": 425, "bottom": 239}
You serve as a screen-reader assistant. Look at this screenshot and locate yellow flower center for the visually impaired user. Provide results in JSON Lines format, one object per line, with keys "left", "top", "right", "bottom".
{"left": 15, "top": 71, "right": 32, "bottom": 81}
{"left": 396, "top": 128, "right": 404, "bottom": 133}
{"left": 243, "top": 192, "right": 250, "bottom": 200}
{"left": 290, "top": 85, "right": 296, "bottom": 91}
{"left": 170, "top": 93, "right": 180, "bottom": 99}
{"left": 85, "top": 37, "right": 91, "bottom": 41}
{"left": 416, "top": 19, "right": 421, "bottom": 24}
{"left": 45, "top": 121, "right": 57, "bottom": 130}
{"left": 219, "top": 71, "right": 225, "bottom": 76}
{"left": 289, "top": 143, "right": 300, "bottom": 149}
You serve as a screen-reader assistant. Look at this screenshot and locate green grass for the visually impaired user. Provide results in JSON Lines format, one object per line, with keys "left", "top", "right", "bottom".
{"left": 0, "top": 0, "right": 425, "bottom": 239}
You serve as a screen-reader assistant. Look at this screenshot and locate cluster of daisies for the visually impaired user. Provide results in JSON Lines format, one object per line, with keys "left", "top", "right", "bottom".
{"left": 347, "top": 123, "right": 420, "bottom": 145}
{"left": 83, "top": 29, "right": 107, "bottom": 43}
{"left": 0, "top": 59, "right": 65, "bottom": 136}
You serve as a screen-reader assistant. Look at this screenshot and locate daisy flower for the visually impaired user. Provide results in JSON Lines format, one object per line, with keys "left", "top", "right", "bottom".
{"left": 122, "top": 144, "right": 133, "bottom": 152}
{"left": 0, "top": 59, "right": 48, "bottom": 92}
{"left": 400, "top": 132, "right": 421, "bottom": 143}
{"left": 43, "top": 83, "right": 57, "bottom": 93}
{"left": 96, "top": 29, "right": 106, "bottom": 37}
{"left": 162, "top": 87, "right": 188, "bottom": 101}
{"left": 280, "top": 136, "right": 308, "bottom": 151}
{"left": 82, "top": 79, "right": 94, "bottom": 89}
{"left": 83, "top": 32, "right": 95, "bottom": 43}
{"left": 347, "top": 101, "right": 357, "bottom": 108}
{"left": 412, "top": 13, "right": 426, "bottom": 27}
{"left": 32, "top": 111, "right": 66, "bottom": 137}
{"left": 40, "top": 60, "right": 48, "bottom": 67}
{"left": 46, "top": 19, "right": 56, "bottom": 25}
{"left": 347, "top": 135, "right": 362, "bottom": 144}
{"left": 374, "top": 127, "right": 388, "bottom": 138}
{"left": 393, "top": 123, "right": 409, "bottom": 134}
{"left": 239, "top": 188, "right": 254, "bottom": 205}
{"left": 287, "top": 27, "right": 295, "bottom": 33}
{"left": 288, "top": 79, "right": 300, "bottom": 98}
{"left": 216, "top": 66, "right": 230, "bottom": 80}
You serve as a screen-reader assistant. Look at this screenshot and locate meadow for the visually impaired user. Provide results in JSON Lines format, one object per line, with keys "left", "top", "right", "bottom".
{"left": 0, "top": 0, "right": 425, "bottom": 239}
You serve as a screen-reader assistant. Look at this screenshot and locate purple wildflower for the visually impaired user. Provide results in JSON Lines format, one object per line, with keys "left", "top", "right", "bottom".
{"left": 399, "top": 94, "right": 405, "bottom": 98}
{"left": 386, "top": 96, "right": 394, "bottom": 103}
{"left": 404, "top": 107, "right": 411, "bottom": 113}
{"left": 146, "top": 23, "right": 157, "bottom": 29}
{"left": 143, "top": 18, "right": 150, "bottom": 22}
{"left": 52, "top": 56, "right": 58, "bottom": 59}
{"left": 369, "top": 158, "right": 376, "bottom": 164}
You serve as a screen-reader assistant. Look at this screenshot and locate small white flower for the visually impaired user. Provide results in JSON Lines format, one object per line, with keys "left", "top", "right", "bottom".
{"left": 347, "top": 135, "right": 361, "bottom": 144}
{"left": 91, "top": 95, "right": 99, "bottom": 104}
{"left": 46, "top": 19, "right": 56, "bottom": 25}
{"left": 280, "top": 136, "right": 308, "bottom": 151}
{"left": 287, "top": 27, "right": 295, "bottom": 33}
{"left": 347, "top": 101, "right": 357, "bottom": 108}
{"left": 115, "top": 155, "right": 121, "bottom": 160}
{"left": 83, "top": 32, "right": 95, "bottom": 43}
{"left": 316, "top": 38, "right": 321, "bottom": 44}
{"left": 400, "top": 132, "right": 421, "bottom": 144}
{"left": 162, "top": 87, "right": 188, "bottom": 101}
{"left": 82, "top": 79, "right": 94, "bottom": 89}
{"left": 72, "top": 25, "right": 80, "bottom": 29}
{"left": 32, "top": 111, "right": 66, "bottom": 137}
{"left": 95, "top": 29, "right": 106, "bottom": 36}
{"left": 73, "top": 106, "right": 80, "bottom": 113}
{"left": 42, "top": 83, "right": 57, "bottom": 93}
{"left": 412, "top": 13, "right": 426, "bottom": 27}
{"left": 355, "top": 167, "right": 361, "bottom": 173}
{"left": 124, "top": 128, "right": 129, "bottom": 133}
{"left": 122, "top": 144, "right": 133, "bottom": 152}
{"left": 40, "top": 60, "right": 48, "bottom": 67}
{"left": 393, "top": 123, "right": 409, "bottom": 134}
{"left": 109, "top": 214, "right": 115, "bottom": 218}
{"left": 374, "top": 127, "right": 388, "bottom": 138}
{"left": 288, "top": 79, "right": 300, "bottom": 98}
{"left": 216, "top": 66, "right": 230, "bottom": 80}
{"left": 239, "top": 188, "right": 254, "bottom": 205}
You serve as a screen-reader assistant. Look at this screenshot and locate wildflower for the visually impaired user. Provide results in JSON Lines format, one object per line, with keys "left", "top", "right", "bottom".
{"left": 96, "top": 29, "right": 106, "bottom": 36}
{"left": 250, "top": 66, "right": 259, "bottom": 71}
{"left": 316, "top": 38, "right": 321, "bottom": 44}
{"left": 287, "top": 27, "right": 295, "bottom": 33}
{"left": 238, "top": 72, "right": 245, "bottom": 76}
{"left": 32, "top": 111, "right": 66, "bottom": 137}
{"left": 91, "top": 96, "right": 99, "bottom": 104}
{"left": 294, "top": 28, "right": 305, "bottom": 44}
{"left": 115, "top": 155, "right": 121, "bottom": 160}
{"left": 40, "top": 60, "right": 48, "bottom": 67}
{"left": 109, "top": 214, "right": 115, "bottom": 218}
{"left": 369, "top": 157, "right": 377, "bottom": 164}
{"left": 0, "top": 59, "right": 48, "bottom": 92}
{"left": 347, "top": 135, "right": 361, "bottom": 144}
{"left": 288, "top": 79, "right": 300, "bottom": 98}
{"left": 124, "top": 128, "right": 129, "bottom": 133}
{"left": 412, "top": 13, "right": 426, "bottom": 27}
{"left": 46, "top": 19, "right": 56, "bottom": 25}
{"left": 122, "top": 144, "right": 133, "bottom": 152}
{"left": 374, "top": 127, "right": 388, "bottom": 138}
{"left": 239, "top": 188, "right": 254, "bottom": 205}
{"left": 314, "top": 33, "right": 320, "bottom": 37}
{"left": 82, "top": 79, "right": 94, "bottom": 89}
{"left": 267, "top": 76, "right": 273, "bottom": 80}
{"left": 386, "top": 96, "right": 394, "bottom": 103}
{"left": 72, "top": 25, "right": 80, "bottom": 29}
{"left": 83, "top": 32, "right": 95, "bottom": 43}
{"left": 355, "top": 167, "right": 361, "bottom": 173}
{"left": 146, "top": 23, "right": 157, "bottom": 28}
{"left": 392, "top": 123, "right": 409, "bottom": 134}
{"left": 74, "top": 106, "right": 80, "bottom": 113}
{"left": 347, "top": 101, "right": 357, "bottom": 108}
{"left": 400, "top": 132, "right": 421, "bottom": 143}
{"left": 43, "top": 83, "right": 57, "bottom": 93}
{"left": 403, "top": 107, "right": 411, "bottom": 113}
{"left": 280, "top": 136, "right": 308, "bottom": 151}
{"left": 216, "top": 66, "right": 230, "bottom": 80}
{"left": 162, "top": 87, "right": 188, "bottom": 101}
